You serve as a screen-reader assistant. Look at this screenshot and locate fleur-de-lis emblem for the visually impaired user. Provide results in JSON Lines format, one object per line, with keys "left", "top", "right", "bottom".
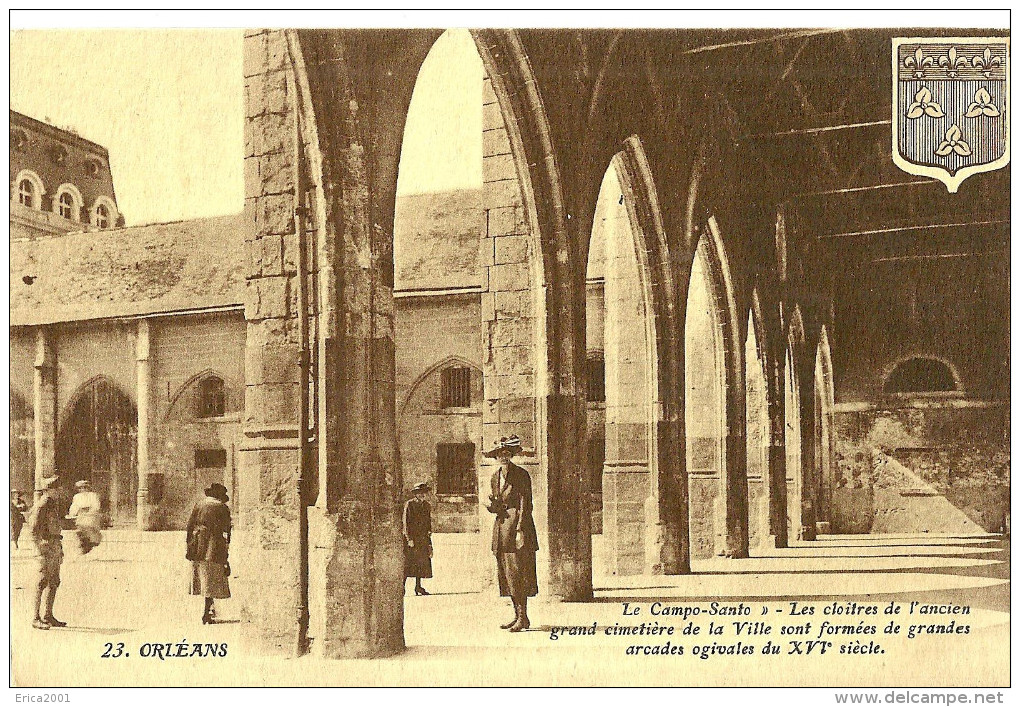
{"left": 905, "top": 86, "right": 945, "bottom": 119}
{"left": 935, "top": 124, "right": 972, "bottom": 157}
{"left": 938, "top": 47, "right": 968, "bottom": 78}
{"left": 971, "top": 48, "right": 1002, "bottom": 78}
{"left": 904, "top": 47, "right": 933, "bottom": 78}
{"left": 964, "top": 87, "right": 1000, "bottom": 118}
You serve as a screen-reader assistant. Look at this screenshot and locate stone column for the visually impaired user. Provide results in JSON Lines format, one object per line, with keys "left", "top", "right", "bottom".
{"left": 480, "top": 72, "right": 544, "bottom": 589}
{"left": 722, "top": 359, "right": 750, "bottom": 558}
{"left": 239, "top": 29, "right": 305, "bottom": 655}
{"left": 600, "top": 166, "right": 654, "bottom": 575}
{"left": 135, "top": 319, "right": 154, "bottom": 529}
{"left": 33, "top": 328, "right": 57, "bottom": 496}
{"left": 768, "top": 354, "right": 788, "bottom": 548}
{"left": 798, "top": 373, "right": 817, "bottom": 541}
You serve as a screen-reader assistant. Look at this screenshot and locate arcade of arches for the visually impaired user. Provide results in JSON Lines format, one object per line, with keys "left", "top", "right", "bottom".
{"left": 236, "top": 28, "right": 1008, "bottom": 658}
{"left": 10, "top": 28, "right": 1008, "bottom": 662}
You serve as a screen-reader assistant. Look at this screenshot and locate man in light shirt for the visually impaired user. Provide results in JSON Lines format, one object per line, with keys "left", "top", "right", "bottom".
{"left": 68, "top": 480, "right": 103, "bottom": 554}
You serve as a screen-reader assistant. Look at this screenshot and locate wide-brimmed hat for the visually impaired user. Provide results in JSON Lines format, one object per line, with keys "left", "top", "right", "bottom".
{"left": 205, "top": 483, "right": 229, "bottom": 502}
{"left": 74, "top": 480, "right": 91, "bottom": 490}
{"left": 38, "top": 476, "right": 60, "bottom": 491}
{"left": 483, "top": 435, "right": 523, "bottom": 458}
{"left": 412, "top": 482, "right": 430, "bottom": 493}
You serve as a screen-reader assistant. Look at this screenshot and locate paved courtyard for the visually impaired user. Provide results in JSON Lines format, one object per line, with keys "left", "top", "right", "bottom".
{"left": 10, "top": 530, "right": 1009, "bottom": 687}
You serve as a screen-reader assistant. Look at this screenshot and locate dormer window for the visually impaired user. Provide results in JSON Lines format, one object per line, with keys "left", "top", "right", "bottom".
{"left": 85, "top": 159, "right": 103, "bottom": 178}
{"left": 18, "top": 179, "right": 34, "bottom": 207}
{"left": 90, "top": 196, "right": 118, "bottom": 230}
{"left": 52, "top": 184, "right": 83, "bottom": 223}
{"left": 58, "top": 192, "right": 74, "bottom": 219}
{"left": 94, "top": 203, "right": 110, "bottom": 229}
{"left": 12, "top": 170, "right": 44, "bottom": 210}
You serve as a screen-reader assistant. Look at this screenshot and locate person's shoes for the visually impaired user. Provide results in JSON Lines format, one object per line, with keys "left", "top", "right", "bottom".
{"left": 202, "top": 613, "right": 214, "bottom": 625}
{"left": 414, "top": 587, "right": 430, "bottom": 596}
{"left": 43, "top": 616, "right": 67, "bottom": 627}
{"left": 32, "top": 618, "right": 50, "bottom": 630}
{"left": 500, "top": 617, "right": 518, "bottom": 629}
{"left": 508, "top": 619, "right": 526, "bottom": 632}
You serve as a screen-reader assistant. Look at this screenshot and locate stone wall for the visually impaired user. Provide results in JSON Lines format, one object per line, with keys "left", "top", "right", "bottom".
{"left": 833, "top": 403, "right": 1009, "bottom": 533}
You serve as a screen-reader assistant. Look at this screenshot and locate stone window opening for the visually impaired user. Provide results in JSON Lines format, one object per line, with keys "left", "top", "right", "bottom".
{"left": 884, "top": 357, "right": 958, "bottom": 395}
{"left": 440, "top": 366, "right": 472, "bottom": 408}
{"left": 13, "top": 170, "right": 44, "bottom": 209}
{"left": 195, "top": 448, "right": 227, "bottom": 469}
{"left": 196, "top": 376, "right": 226, "bottom": 418}
{"left": 95, "top": 203, "right": 110, "bottom": 229}
{"left": 18, "top": 179, "right": 34, "bottom": 207}
{"left": 586, "top": 351, "right": 606, "bottom": 403}
{"left": 58, "top": 191, "right": 75, "bottom": 219}
{"left": 436, "top": 442, "right": 477, "bottom": 496}
{"left": 53, "top": 184, "right": 83, "bottom": 222}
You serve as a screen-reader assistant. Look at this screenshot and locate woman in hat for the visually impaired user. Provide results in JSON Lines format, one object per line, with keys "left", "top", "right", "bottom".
{"left": 484, "top": 435, "right": 538, "bottom": 632}
{"left": 186, "top": 483, "right": 232, "bottom": 624}
{"left": 403, "top": 482, "right": 433, "bottom": 596}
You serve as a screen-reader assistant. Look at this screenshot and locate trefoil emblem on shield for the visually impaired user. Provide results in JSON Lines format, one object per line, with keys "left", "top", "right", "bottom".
{"left": 892, "top": 37, "right": 1010, "bottom": 192}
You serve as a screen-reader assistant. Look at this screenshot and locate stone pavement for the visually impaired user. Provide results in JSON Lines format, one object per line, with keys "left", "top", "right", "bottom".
{"left": 10, "top": 530, "right": 1009, "bottom": 687}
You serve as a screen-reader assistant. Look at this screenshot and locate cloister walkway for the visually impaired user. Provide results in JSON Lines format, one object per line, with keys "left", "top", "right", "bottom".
{"left": 10, "top": 530, "right": 1008, "bottom": 686}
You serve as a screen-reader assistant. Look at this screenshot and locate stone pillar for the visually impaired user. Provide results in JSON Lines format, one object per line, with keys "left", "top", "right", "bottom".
{"left": 33, "top": 328, "right": 57, "bottom": 496}
{"left": 135, "top": 319, "right": 155, "bottom": 529}
{"left": 768, "top": 354, "right": 788, "bottom": 548}
{"left": 239, "top": 29, "right": 305, "bottom": 655}
{"left": 600, "top": 166, "right": 654, "bottom": 575}
{"left": 721, "top": 341, "right": 750, "bottom": 558}
{"left": 480, "top": 72, "right": 544, "bottom": 588}
{"left": 479, "top": 66, "right": 592, "bottom": 600}
{"left": 799, "top": 372, "right": 817, "bottom": 541}
{"left": 745, "top": 329, "right": 771, "bottom": 548}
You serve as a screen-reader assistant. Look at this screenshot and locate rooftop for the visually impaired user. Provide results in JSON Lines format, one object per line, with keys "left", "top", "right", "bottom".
{"left": 10, "top": 214, "right": 247, "bottom": 326}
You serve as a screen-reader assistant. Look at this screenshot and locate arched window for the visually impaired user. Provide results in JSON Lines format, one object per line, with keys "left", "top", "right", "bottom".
{"left": 18, "top": 179, "right": 34, "bottom": 207}
{"left": 196, "top": 376, "right": 226, "bottom": 418}
{"left": 884, "top": 357, "right": 958, "bottom": 394}
{"left": 94, "top": 203, "right": 110, "bottom": 229}
{"left": 53, "top": 184, "right": 83, "bottom": 222}
{"left": 12, "top": 170, "right": 44, "bottom": 210}
{"left": 58, "top": 191, "right": 75, "bottom": 219}
{"left": 90, "top": 196, "right": 118, "bottom": 229}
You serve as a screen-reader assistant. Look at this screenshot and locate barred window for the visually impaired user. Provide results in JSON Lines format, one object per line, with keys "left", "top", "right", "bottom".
{"left": 441, "top": 366, "right": 472, "bottom": 408}
{"left": 195, "top": 448, "right": 227, "bottom": 469}
{"left": 196, "top": 376, "right": 225, "bottom": 418}
{"left": 436, "top": 442, "right": 476, "bottom": 496}
{"left": 586, "top": 352, "right": 606, "bottom": 403}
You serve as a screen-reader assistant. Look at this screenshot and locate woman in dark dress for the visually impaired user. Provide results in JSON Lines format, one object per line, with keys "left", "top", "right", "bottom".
{"left": 186, "top": 483, "right": 232, "bottom": 624}
{"left": 484, "top": 435, "right": 538, "bottom": 632}
{"left": 403, "top": 482, "right": 433, "bottom": 596}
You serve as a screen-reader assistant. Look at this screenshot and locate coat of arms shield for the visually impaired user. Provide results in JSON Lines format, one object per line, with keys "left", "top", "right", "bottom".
{"left": 892, "top": 37, "right": 1010, "bottom": 192}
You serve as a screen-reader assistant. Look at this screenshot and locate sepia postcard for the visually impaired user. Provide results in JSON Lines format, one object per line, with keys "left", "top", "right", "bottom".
{"left": 7, "top": 10, "right": 1011, "bottom": 695}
